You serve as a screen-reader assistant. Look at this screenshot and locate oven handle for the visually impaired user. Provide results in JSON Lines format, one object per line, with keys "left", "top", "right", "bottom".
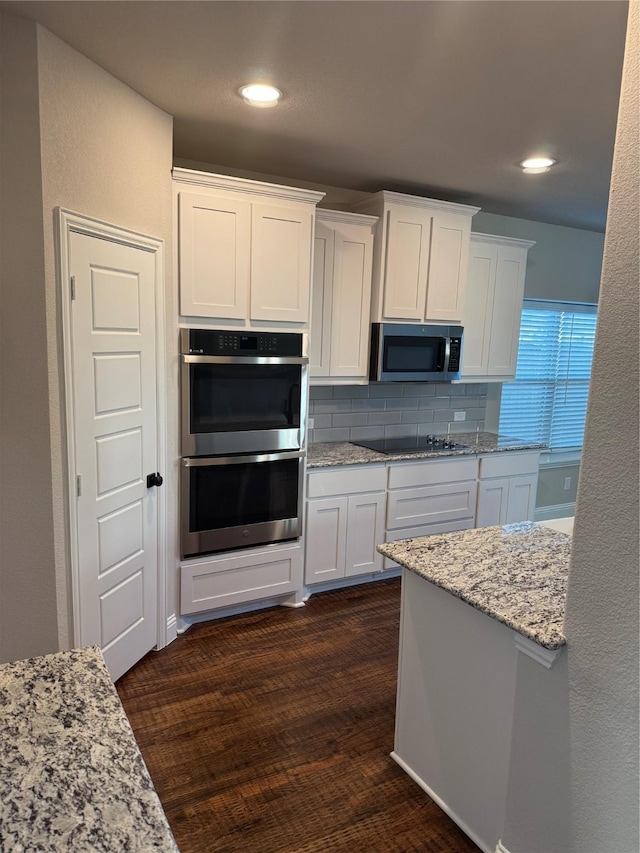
{"left": 181, "top": 354, "right": 309, "bottom": 366}
{"left": 182, "top": 450, "right": 306, "bottom": 468}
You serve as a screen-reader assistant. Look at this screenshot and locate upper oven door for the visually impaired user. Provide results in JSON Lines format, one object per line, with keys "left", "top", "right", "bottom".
{"left": 181, "top": 355, "right": 308, "bottom": 456}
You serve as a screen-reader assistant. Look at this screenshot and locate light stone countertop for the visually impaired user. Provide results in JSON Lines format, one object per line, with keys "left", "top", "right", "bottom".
{"left": 0, "top": 645, "right": 179, "bottom": 852}
{"left": 377, "top": 521, "right": 571, "bottom": 649}
{"left": 307, "top": 431, "right": 546, "bottom": 468}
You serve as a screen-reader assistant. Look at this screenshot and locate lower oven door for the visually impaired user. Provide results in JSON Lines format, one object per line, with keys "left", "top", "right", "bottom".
{"left": 181, "top": 450, "right": 305, "bottom": 559}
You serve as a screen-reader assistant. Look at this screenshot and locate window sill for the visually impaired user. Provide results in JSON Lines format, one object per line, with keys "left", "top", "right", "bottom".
{"left": 539, "top": 449, "right": 582, "bottom": 467}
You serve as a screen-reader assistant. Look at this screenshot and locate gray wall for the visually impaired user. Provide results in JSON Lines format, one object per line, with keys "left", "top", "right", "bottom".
{"left": 0, "top": 16, "right": 174, "bottom": 662}
{"left": 472, "top": 211, "right": 604, "bottom": 304}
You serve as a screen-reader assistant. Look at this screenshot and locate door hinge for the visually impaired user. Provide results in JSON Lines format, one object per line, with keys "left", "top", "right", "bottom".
{"left": 70, "top": 275, "right": 76, "bottom": 301}
{"left": 76, "top": 474, "right": 82, "bottom": 497}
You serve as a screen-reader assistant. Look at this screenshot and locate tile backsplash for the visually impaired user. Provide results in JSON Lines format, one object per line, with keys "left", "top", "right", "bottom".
{"left": 308, "top": 383, "right": 488, "bottom": 444}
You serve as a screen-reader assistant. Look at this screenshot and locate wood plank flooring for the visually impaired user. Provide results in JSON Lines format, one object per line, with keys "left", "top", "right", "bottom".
{"left": 116, "top": 578, "right": 479, "bottom": 853}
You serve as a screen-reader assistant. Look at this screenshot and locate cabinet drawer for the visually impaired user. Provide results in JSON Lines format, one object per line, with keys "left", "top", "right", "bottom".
{"left": 181, "top": 543, "right": 302, "bottom": 615}
{"left": 307, "top": 465, "right": 387, "bottom": 498}
{"left": 478, "top": 451, "right": 540, "bottom": 479}
{"left": 382, "top": 518, "right": 474, "bottom": 569}
{"left": 388, "top": 456, "right": 478, "bottom": 489}
{"left": 387, "top": 481, "right": 477, "bottom": 530}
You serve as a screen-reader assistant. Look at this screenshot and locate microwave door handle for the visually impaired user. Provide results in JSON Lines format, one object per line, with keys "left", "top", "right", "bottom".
{"left": 439, "top": 338, "right": 450, "bottom": 371}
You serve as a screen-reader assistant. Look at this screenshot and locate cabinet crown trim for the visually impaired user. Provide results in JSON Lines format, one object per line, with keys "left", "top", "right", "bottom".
{"left": 316, "top": 208, "right": 378, "bottom": 227}
{"left": 172, "top": 167, "right": 325, "bottom": 205}
{"left": 352, "top": 189, "right": 480, "bottom": 217}
{"left": 471, "top": 232, "right": 536, "bottom": 250}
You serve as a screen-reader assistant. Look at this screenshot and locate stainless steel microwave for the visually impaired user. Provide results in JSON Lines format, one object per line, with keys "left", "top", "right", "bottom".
{"left": 369, "top": 323, "right": 463, "bottom": 382}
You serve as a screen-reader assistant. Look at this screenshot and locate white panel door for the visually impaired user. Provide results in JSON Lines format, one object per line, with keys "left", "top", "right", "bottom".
{"left": 345, "top": 492, "right": 386, "bottom": 577}
{"left": 330, "top": 222, "right": 374, "bottom": 378}
{"left": 179, "top": 191, "right": 250, "bottom": 319}
{"left": 425, "top": 212, "right": 470, "bottom": 322}
{"left": 487, "top": 246, "right": 527, "bottom": 376}
{"left": 505, "top": 474, "right": 538, "bottom": 524}
{"left": 383, "top": 208, "right": 431, "bottom": 320}
{"left": 70, "top": 232, "right": 159, "bottom": 681}
{"left": 476, "top": 479, "right": 510, "bottom": 528}
{"left": 310, "top": 222, "right": 334, "bottom": 376}
{"left": 304, "top": 497, "right": 348, "bottom": 583}
{"left": 462, "top": 243, "right": 497, "bottom": 375}
{"left": 250, "top": 203, "right": 313, "bottom": 323}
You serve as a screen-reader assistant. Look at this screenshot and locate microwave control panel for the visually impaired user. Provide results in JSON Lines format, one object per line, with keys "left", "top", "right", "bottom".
{"left": 448, "top": 337, "right": 462, "bottom": 372}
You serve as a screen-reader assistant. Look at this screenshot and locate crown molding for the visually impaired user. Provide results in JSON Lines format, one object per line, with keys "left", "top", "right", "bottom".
{"left": 172, "top": 167, "right": 325, "bottom": 205}
{"left": 352, "top": 189, "right": 480, "bottom": 217}
{"left": 472, "top": 232, "right": 537, "bottom": 250}
{"left": 316, "top": 208, "right": 378, "bottom": 227}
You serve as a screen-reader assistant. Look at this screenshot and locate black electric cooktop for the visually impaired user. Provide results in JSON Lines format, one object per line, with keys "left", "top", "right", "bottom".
{"left": 351, "top": 436, "right": 470, "bottom": 455}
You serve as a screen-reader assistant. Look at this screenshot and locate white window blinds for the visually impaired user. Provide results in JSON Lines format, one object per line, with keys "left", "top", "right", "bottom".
{"left": 499, "top": 301, "right": 598, "bottom": 450}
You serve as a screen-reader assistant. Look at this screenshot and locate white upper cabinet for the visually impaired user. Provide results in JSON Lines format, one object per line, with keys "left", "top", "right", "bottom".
{"left": 174, "top": 168, "right": 324, "bottom": 328}
{"left": 460, "top": 233, "right": 535, "bottom": 382}
{"left": 351, "top": 191, "right": 479, "bottom": 325}
{"left": 310, "top": 210, "right": 377, "bottom": 385}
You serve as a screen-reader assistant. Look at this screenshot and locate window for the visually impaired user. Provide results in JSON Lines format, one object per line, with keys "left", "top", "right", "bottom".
{"left": 499, "top": 300, "right": 598, "bottom": 451}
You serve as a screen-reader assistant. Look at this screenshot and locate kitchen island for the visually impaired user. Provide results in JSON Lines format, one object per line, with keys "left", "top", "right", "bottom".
{"left": 378, "top": 522, "right": 571, "bottom": 853}
{"left": 0, "top": 646, "right": 178, "bottom": 852}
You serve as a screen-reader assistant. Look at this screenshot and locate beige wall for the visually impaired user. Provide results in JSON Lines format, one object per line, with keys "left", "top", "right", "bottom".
{"left": 564, "top": 0, "right": 639, "bottom": 846}
{"left": 501, "top": 4, "right": 639, "bottom": 850}
{"left": 0, "top": 16, "right": 59, "bottom": 662}
{"left": 0, "top": 15, "right": 174, "bottom": 662}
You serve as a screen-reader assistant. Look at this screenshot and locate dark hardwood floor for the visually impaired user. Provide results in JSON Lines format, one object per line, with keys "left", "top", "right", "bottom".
{"left": 116, "top": 578, "right": 479, "bottom": 853}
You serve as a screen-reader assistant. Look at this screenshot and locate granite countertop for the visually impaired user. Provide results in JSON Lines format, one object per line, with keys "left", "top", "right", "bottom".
{"left": 377, "top": 521, "right": 570, "bottom": 650}
{"left": 0, "top": 645, "right": 179, "bottom": 852}
{"left": 307, "top": 431, "right": 546, "bottom": 468}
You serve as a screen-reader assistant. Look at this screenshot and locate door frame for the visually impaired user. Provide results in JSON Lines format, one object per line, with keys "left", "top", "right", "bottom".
{"left": 55, "top": 208, "right": 168, "bottom": 654}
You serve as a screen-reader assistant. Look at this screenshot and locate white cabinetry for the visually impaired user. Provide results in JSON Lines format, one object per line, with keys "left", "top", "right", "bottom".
{"left": 174, "top": 168, "right": 324, "bottom": 327}
{"left": 385, "top": 457, "right": 477, "bottom": 566}
{"left": 461, "top": 233, "right": 535, "bottom": 382}
{"left": 476, "top": 451, "right": 539, "bottom": 527}
{"left": 305, "top": 466, "right": 386, "bottom": 583}
{"left": 351, "top": 191, "right": 479, "bottom": 324}
{"left": 311, "top": 210, "right": 377, "bottom": 384}
{"left": 180, "top": 541, "right": 303, "bottom": 615}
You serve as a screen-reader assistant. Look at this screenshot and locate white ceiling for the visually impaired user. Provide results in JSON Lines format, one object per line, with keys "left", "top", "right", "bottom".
{"left": 1, "top": 0, "right": 629, "bottom": 231}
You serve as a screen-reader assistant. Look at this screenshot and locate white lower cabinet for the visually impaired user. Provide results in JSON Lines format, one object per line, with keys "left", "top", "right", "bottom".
{"left": 384, "top": 456, "right": 478, "bottom": 568}
{"left": 180, "top": 541, "right": 303, "bottom": 615}
{"left": 305, "top": 466, "right": 386, "bottom": 584}
{"left": 476, "top": 452, "right": 539, "bottom": 527}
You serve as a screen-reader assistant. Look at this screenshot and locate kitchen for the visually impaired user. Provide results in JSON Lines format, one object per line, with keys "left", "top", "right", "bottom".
{"left": 0, "top": 2, "right": 637, "bottom": 852}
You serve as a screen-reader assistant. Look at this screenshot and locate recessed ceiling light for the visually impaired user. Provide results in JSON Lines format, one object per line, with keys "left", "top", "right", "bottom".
{"left": 239, "top": 84, "right": 282, "bottom": 108}
{"left": 520, "top": 157, "right": 557, "bottom": 174}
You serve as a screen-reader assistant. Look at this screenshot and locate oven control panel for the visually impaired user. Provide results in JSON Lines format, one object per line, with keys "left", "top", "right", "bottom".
{"left": 183, "top": 328, "right": 304, "bottom": 357}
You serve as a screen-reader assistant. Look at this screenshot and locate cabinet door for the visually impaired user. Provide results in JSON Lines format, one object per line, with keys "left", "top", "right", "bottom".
{"left": 476, "top": 478, "right": 510, "bottom": 527}
{"left": 345, "top": 492, "right": 386, "bottom": 577}
{"left": 461, "top": 242, "right": 498, "bottom": 375}
{"left": 505, "top": 474, "right": 538, "bottom": 524}
{"left": 310, "top": 222, "right": 335, "bottom": 376}
{"left": 329, "top": 222, "right": 374, "bottom": 377}
{"left": 425, "top": 212, "right": 470, "bottom": 322}
{"left": 383, "top": 207, "right": 431, "bottom": 320}
{"left": 304, "top": 497, "right": 348, "bottom": 583}
{"left": 486, "top": 246, "right": 527, "bottom": 376}
{"left": 179, "top": 192, "right": 250, "bottom": 319}
{"left": 250, "top": 204, "right": 313, "bottom": 324}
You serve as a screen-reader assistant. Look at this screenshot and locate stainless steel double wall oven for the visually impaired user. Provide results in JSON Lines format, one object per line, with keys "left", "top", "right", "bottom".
{"left": 180, "top": 328, "right": 308, "bottom": 559}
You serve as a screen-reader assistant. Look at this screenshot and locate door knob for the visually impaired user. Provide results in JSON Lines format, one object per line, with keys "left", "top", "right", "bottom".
{"left": 146, "top": 472, "right": 164, "bottom": 488}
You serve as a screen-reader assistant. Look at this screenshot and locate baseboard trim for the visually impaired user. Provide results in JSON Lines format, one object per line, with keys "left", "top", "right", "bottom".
{"left": 166, "top": 614, "right": 178, "bottom": 645}
{"left": 390, "top": 751, "right": 493, "bottom": 853}
{"left": 495, "top": 840, "right": 512, "bottom": 853}
{"left": 534, "top": 502, "right": 576, "bottom": 522}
